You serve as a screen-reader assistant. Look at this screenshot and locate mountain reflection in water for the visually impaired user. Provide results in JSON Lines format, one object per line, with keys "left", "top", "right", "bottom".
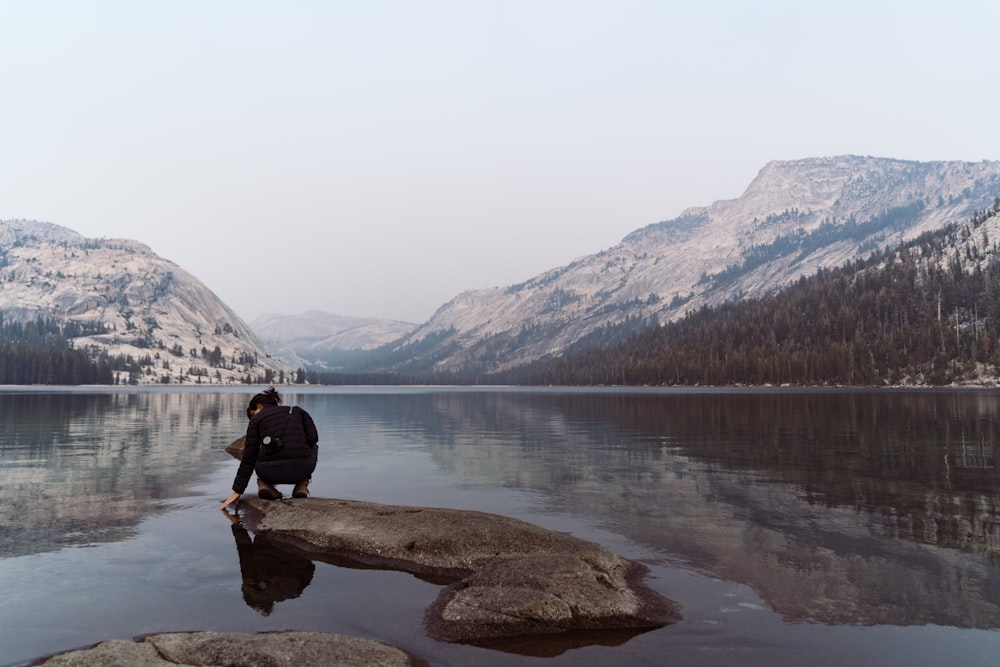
{"left": 0, "top": 389, "right": 245, "bottom": 558}
{"left": 344, "top": 389, "right": 1000, "bottom": 629}
{"left": 4, "top": 387, "right": 1000, "bottom": 667}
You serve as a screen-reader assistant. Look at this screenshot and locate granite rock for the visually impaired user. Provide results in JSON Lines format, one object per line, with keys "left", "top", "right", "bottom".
{"left": 237, "top": 496, "right": 681, "bottom": 642}
{"left": 32, "top": 631, "right": 430, "bottom": 666}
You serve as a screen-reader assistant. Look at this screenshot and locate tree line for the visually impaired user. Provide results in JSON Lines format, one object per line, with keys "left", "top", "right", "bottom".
{"left": 0, "top": 315, "right": 114, "bottom": 385}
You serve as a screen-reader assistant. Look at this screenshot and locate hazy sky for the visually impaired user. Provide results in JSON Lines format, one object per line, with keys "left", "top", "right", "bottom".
{"left": 2, "top": 1, "right": 998, "bottom": 324}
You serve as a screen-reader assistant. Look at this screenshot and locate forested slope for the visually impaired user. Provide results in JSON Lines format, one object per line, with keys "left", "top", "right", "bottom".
{"left": 0, "top": 316, "right": 114, "bottom": 384}
{"left": 520, "top": 202, "right": 1000, "bottom": 387}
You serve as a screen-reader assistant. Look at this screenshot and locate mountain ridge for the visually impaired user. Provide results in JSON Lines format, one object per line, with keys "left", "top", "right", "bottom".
{"left": 372, "top": 155, "right": 1000, "bottom": 376}
{"left": 525, "top": 200, "right": 1000, "bottom": 386}
{"left": 250, "top": 310, "right": 417, "bottom": 370}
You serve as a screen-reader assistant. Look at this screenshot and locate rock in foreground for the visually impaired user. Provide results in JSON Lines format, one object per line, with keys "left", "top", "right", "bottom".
{"left": 34, "top": 631, "right": 429, "bottom": 666}
{"left": 238, "top": 497, "right": 681, "bottom": 643}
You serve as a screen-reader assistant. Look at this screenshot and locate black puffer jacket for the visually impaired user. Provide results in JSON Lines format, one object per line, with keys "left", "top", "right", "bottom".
{"left": 233, "top": 404, "right": 319, "bottom": 493}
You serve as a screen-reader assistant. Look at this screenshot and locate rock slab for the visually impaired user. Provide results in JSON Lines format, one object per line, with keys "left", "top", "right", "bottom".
{"left": 33, "top": 630, "right": 429, "bottom": 666}
{"left": 238, "top": 497, "right": 681, "bottom": 642}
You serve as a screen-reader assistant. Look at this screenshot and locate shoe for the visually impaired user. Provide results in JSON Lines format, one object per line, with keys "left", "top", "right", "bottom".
{"left": 257, "top": 479, "right": 283, "bottom": 500}
{"left": 292, "top": 480, "right": 309, "bottom": 498}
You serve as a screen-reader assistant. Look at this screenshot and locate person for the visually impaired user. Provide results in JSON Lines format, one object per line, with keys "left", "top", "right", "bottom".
{"left": 221, "top": 387, "right": 318, "bottom": 510}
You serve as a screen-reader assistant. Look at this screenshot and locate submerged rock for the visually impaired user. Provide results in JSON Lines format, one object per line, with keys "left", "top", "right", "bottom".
{"left": 33, "top": 630, "right": 430, "bottom": 666}
{"left": 238, "top": 496, "right": 681, "bottom": 643}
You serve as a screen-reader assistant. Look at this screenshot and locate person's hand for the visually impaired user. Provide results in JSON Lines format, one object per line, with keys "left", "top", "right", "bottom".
{"left": 221, "top": 492, "right": 241, "bottom": 510}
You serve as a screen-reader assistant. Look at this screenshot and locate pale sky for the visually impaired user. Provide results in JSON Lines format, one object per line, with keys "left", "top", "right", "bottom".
{"left": 2, "top": 1, "right": 998, "bottom": 324}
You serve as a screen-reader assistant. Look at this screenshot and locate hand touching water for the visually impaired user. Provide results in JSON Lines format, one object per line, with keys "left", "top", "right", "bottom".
{"left": 221, "top": 492, "right": 241, "bottom": 510}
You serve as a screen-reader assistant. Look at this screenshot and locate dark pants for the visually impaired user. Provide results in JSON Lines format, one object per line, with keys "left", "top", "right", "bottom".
{"left": 255, "top": 448, "right": 317, "bottom": 485}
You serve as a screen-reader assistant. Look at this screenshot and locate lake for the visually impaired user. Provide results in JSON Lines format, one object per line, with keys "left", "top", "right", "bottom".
{"left": 2, "top": 386, "right": 1000, "bottom": 666}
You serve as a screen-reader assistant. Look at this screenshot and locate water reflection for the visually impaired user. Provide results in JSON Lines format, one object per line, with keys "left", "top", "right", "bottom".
{"left": 225, "top": 513, "right": 314, "bottom": 616}
{"left": 552, "top": 390, "right": 1000, "bottom": 556}
{"left": 0, "top": 389, "right": 245, "bottom": 558}
{"left": 7, "top": 387, "right": 1000, "bottom": 639}
{"left": 338, "top": 389, "right": 1000, "bottom": 629}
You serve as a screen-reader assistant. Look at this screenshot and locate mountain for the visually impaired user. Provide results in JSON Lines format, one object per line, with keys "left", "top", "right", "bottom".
{"left": 0, "top": 219, "right": 288, "bottom": 384}
{"left": 250, "top": 311, "right": 417, "bottom": 370}
{"left": 527, "top": 202, "right": 1000, "bottom": 386}
{"left": 377, "top": 156, "right": 1000, "bottom": 376}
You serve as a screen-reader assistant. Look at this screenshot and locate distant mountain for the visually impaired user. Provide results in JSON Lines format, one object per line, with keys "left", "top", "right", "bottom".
{"left": 250, "top": 310, "right": 416, "bottom": 370}
{"left": 376, "top": 156, "right": 1000, "bottom": 376}
{"left": 0, "top": 220, "right": 288, "bottom": 384}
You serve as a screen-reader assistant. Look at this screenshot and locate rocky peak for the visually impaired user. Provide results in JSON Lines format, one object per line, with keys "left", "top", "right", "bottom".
{"left": 0, "top": 219, "right": 289, "bottom": 384}
{"left": 383, "top": 156, "right": 1000, "bottom": 376}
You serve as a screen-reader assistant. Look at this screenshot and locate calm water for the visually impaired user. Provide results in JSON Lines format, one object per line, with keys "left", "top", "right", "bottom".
{"left": 2, "top": 386, "right": 1000, "bottom": 666}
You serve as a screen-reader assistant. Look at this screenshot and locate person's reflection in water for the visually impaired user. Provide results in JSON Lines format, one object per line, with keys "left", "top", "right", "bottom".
{"left": 225, "top": 514, "right": 315, "bottom": 616}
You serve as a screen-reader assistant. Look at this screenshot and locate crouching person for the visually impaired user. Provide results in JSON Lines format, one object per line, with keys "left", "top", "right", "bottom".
{"left": 221, "top": 387, "right": 318, "bottom": 509}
